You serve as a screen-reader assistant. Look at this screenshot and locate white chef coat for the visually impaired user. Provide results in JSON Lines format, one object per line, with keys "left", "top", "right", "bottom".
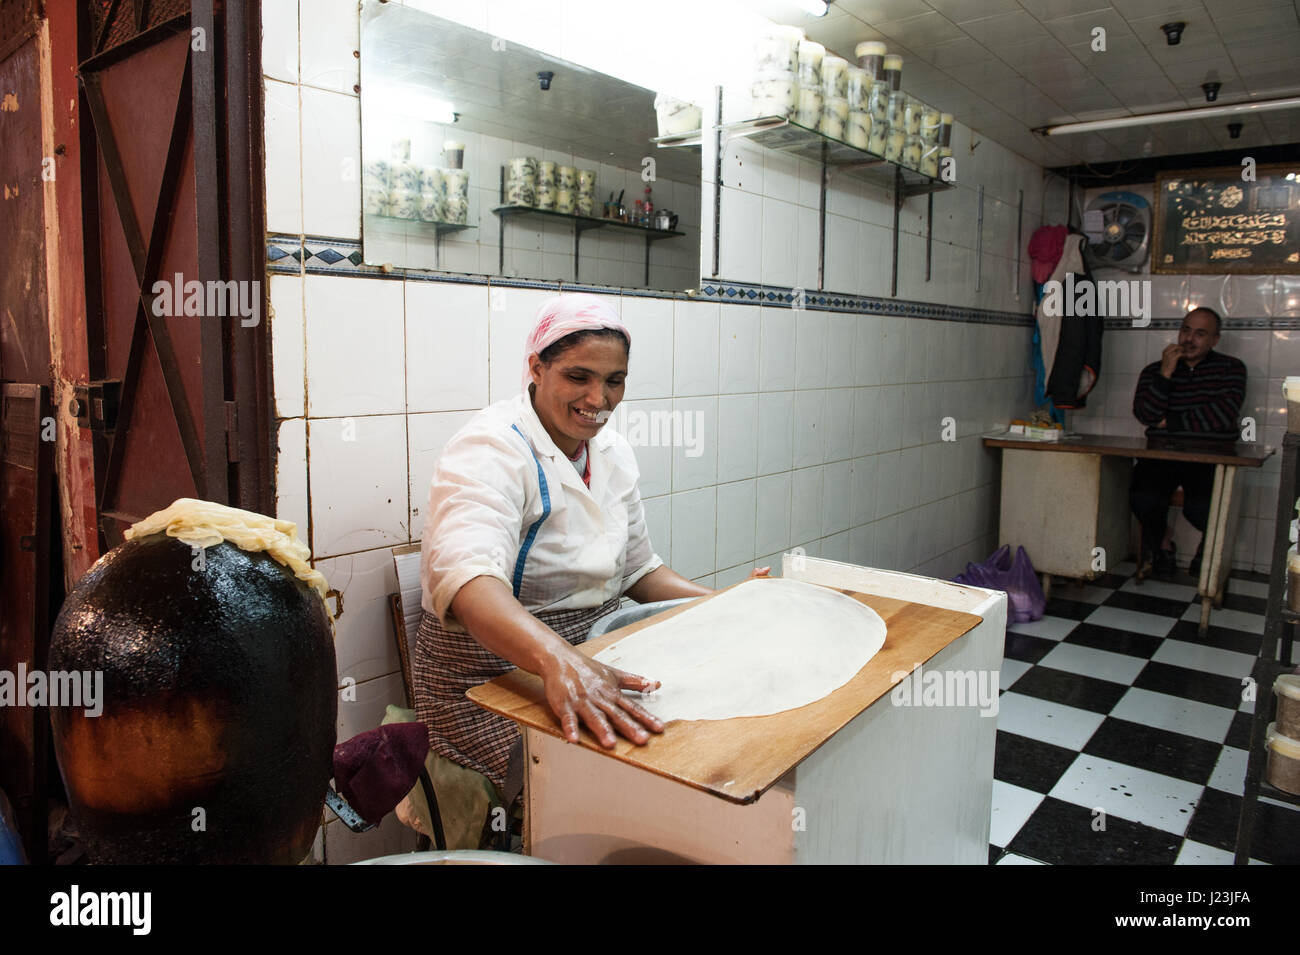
{"left": 419, "top": 389, "right": 663, "bottom": 629}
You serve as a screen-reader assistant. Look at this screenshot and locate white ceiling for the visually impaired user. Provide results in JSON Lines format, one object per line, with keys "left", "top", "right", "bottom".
{"left": 751, "top": 0, "right": 1300, "bottom": 167}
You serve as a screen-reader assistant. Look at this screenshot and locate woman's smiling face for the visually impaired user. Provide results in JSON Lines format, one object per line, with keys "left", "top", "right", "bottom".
{"left": 528, "top": 333, "right": 628, "bottom": 456}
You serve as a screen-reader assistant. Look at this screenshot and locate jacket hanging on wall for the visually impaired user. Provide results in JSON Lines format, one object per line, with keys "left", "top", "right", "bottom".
{"left": 1035, "top": 232, "right": 1103, "bottom": 410}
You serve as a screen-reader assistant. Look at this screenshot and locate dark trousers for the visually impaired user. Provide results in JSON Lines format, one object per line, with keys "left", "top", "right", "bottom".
{"left": 1130, "top": 458, "right": 1215, "bottom": 557}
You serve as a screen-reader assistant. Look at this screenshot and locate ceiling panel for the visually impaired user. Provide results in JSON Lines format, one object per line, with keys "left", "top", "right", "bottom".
{"left": 737, "top": 0, "right": 1300, "bottom": 169}
{"left": 874, "top": 10, "right": 969, "bottom": 45}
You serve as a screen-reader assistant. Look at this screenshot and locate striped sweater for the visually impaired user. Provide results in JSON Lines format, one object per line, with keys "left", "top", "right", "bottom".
{"left": 1132, "top": 349, "right": 1246, "bottom": 439}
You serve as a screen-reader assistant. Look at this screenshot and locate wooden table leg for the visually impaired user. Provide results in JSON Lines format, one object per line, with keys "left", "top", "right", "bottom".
{"left": 1200, "top": 597, "right": 1212, "bottom": 635}
{"left": 1041, "top": 572, "right": 1052, "bottom": 602}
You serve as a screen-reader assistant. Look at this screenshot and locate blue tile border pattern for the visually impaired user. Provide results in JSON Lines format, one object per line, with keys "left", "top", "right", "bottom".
{"left": 265, "top": 234, "right": 1287, "bottom": 329}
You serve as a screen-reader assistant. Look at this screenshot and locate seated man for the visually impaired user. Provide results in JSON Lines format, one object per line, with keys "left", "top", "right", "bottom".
{"left": 1130, "top": 306, "right": 1246, "bottom": 580}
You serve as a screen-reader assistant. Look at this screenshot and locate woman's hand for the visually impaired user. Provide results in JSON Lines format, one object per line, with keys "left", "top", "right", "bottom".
{"left": 748, "top": 565, "right": 772, "bottom": 579}
{"left": 539, "top": 646, "right": 665, "bottom": 748}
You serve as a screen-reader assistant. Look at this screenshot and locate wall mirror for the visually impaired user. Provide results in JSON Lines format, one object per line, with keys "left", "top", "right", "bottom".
{"left": 359, "top": 0, "right": 703, "bottom": 294}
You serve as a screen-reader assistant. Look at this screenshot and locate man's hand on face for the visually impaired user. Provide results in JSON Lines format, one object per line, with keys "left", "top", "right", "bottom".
{"left": 1159, "top": 342, "right": 1182, "bottom": 379}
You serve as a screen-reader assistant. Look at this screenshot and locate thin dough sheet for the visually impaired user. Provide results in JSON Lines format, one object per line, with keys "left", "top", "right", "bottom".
{"left": 593, "top": 578, "right": 886, "bottom": 722}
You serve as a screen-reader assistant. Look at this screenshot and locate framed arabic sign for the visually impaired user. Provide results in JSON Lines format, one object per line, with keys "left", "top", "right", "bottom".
{"left": 1153, "top": 164, "right": 1300, "bottom": 274}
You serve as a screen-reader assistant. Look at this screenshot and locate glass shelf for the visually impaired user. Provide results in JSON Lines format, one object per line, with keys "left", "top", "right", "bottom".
{"left": 653, "top": 115, "right": 952, "bottom": 198}
{"left": 364, "top": 213, "right": 474, "bottom": 239}
{"left": 744, "top": 117, "right": 952, "bottom": 197}
{"left": 492, "top": 205, "right": 685, "bottom": 238}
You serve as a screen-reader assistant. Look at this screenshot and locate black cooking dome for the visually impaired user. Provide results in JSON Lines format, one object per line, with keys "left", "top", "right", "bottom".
{"left": 49, "top": 504, "right": 338, "bottom": 865}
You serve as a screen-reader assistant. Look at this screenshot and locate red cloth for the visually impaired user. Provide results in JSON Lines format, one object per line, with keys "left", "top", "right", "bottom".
{"left": 333, "top": 722, "right": 430, "bottom": 825}
{"left": 1028, "top": 224, "right": 1068, "bottom": 284}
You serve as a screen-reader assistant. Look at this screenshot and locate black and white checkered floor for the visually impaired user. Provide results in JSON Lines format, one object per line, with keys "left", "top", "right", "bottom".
{"left": 989, "top": 561, "right": 1300, "bottom": 865}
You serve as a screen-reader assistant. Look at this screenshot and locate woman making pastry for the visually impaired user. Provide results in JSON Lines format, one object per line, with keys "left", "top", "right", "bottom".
{"left": 414, "top": 293, "right": 768, "bottom": 812}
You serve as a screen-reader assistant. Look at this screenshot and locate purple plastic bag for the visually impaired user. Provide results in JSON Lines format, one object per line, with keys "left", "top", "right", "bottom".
{"left": 953, "top": 544, "right": 1046, "bottom": 623}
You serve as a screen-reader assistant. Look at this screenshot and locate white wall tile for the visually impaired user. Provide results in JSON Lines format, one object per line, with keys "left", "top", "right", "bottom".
{"left": 790, "top": 465, "right": 824, "bottom": 545}
{"left": 793, "top": 389, "right": 825, "bottom": 468}
{"left": 756, "top": 391, "right": 794, "bottom": 475}
{"left": 642, "top": 494, "right": 671, "bottom": 567}
{"left": 826, "top": 314, "right": 857, "bottom": 388}
{"left": 821, "top": 459, "right": 852, "bottom": 537}
{"left": 619, "top": 398, "right": 673, "bottom": 498}
{"left": 761, "top": 197, "right": 797, "bottom": 288}
{"left": 299, "top": 0, "right": 358, "bottom": 94}
{"left": 673, "top": 300, "right": 720, "bottom": 396}
{"left": 794, "top": 310, "right": 828, "bottom": 389}
{"left": 755, "top": 471, "right": 792, "bottom": 556}
{"left": 851, "top": 454, "right": 876, "bottom": 527}
{"left": 275, "top": 418, "right": 309, "bottom": 544}
{"left": 823, "top": 387, "right": 854, "bottom": 464}
{"left": 716, "top": 479, "right": 757, "bottom": 569}
{"left": 718, "top": 304, "right": 761, "bottom": 393}
{"left": 264, "top": 79, "right": 301, "bottom": 235}
{"left": 320, "top": 547, "right": 402, "bottom": 689}
{"left": 270, "top": 275, "right": 305, "bottom": 417}
{"left": 408, "top": 410, "right": 476, "bottom": 540}
{"left": 309, "top": 414, "right": 408, "bottom": 557}
{"left": 305, "top": 274, "right": 405, "bottom": 416}
{"left": 670, "top": 487, "right": 716, "bottom": 579}
{"left": 759, "top": 307, "right": 797, "bottom": 391}
{"left": 405, "top": 281, "right": 490, "bottom": 412}
{"left": 718, "top": 187, "right": 763, "bottom": 283}
{"left": 487, "top": 286, "right": 552, "bottom": 403}
{"left": 301, "top": 87, "right": 360, "bottom": 239}
{"left": 262, "top": 0, "right": 298, "bottom": 83}
{"left": 336, "top": 670, "right": 405, "bottom": 740}
{"left": 620, "top": 295, "right": 674, "bottom": 400}
{"left": 671, "top": 397, "right": 717, "bottom": 491}
{"left": 717, "top": 394, "right": 759, "bottom": 483}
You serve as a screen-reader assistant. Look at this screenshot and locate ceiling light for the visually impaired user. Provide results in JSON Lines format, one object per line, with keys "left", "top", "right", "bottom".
{"left": 1035, "top": 94, "right": 1300, "bottom": 136}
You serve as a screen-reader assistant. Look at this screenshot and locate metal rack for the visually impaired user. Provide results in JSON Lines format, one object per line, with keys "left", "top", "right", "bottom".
{"left": 1234, "top": 430, "right": 1300, "bottom": 863}
{"left": 660, "top": 110, "right": 955, "bottom": 293}
{"left": 491, "top": 205, "right": 685, "bottom": 286}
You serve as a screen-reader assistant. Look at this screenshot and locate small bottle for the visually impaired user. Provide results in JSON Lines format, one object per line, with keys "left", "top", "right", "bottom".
{"left": 643, "top": 185, "right": 653, "bottom": 225}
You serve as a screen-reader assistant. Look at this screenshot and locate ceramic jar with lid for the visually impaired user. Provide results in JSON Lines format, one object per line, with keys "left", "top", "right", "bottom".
{"left": 752, "top": 70, "right": 798, "bottom": 118}
{"left": 795, "top": 86, "right": 823, "bottom": 128}
{"left": 883, "top": 54, "right": 903, "bottom": 90}
{"left": 854, "top": 41, "right": 887, "bottom": 80}
{"left": 846, "top": 67, "right": 870, "bottom": 112}
{"left": 796, "top": 39, "right": 824, "bottom": 87}
{"left": 755, "top": 25, "right": 803, "bottom": 73}
{"left": 902, "top": 135, "right": 923, "bottom": 170}
{"left": 820, "top": 96, "right": 849, "bottom": 140}
{"left": 867, "top": 80, "right": 890, "bottom": 124}
{"left": 846, "top": 111, "right": 871, "bottom": 150}
{"left": 822, "top": 55, "right": 849, "bottom": 99}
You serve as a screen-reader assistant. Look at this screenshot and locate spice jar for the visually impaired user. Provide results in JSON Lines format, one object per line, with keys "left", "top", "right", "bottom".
{"left": 751, "top": 70, "right": 799, "bottom": 118}
{"left": 883, "top": 54, "right": 903, "bottom": 90}
{"left": 867, "top": 119, "right": 887, "bottom": 156}
{"left": 854, "top": 41, "right": 887, "bottom": 80}
{"left": 796, "top": 39, "right": 824, "bottom": 87}
{"left": 846, "top": 111, "right": 871, "bottom": 150}
{"left": 795, "top": 86, "right": 824, "bottom": 128}
{"left": 867, "top": 80, "right": 890, "bottom": 123}
{"left": 821, "top": 96, "right": 849, "bottom": 140}
{"left": 822, "top": 54, "right": 849, "bottom": 99}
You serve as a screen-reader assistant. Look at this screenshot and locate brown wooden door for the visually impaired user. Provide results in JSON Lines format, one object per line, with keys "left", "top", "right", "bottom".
{"left": 78, "top": 0, "right": 270, "bottom": 545}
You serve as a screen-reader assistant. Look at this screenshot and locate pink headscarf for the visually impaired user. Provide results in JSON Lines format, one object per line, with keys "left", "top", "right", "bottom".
{"left": 521, "top": 293, "right": 631, "bottom": 392}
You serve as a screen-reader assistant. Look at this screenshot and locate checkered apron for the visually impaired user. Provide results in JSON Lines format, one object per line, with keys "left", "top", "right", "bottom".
{"left": 413, "top": 596, "right": 621, "bottom": 793}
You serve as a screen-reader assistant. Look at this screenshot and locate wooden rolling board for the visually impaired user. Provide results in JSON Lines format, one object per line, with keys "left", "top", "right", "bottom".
{"left": 467, "top": 580, "right": 983, "bottom": 804}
